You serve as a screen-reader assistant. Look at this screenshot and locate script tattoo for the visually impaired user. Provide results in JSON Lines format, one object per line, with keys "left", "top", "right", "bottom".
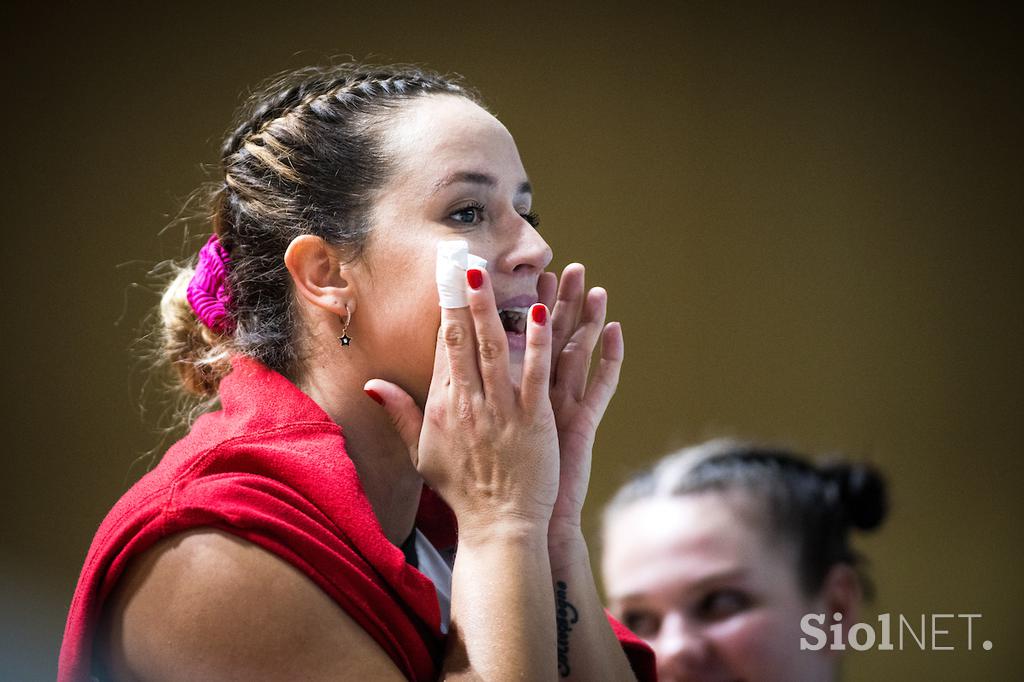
{"left": 555, "top": 580, "right": 579, "bottom": 677}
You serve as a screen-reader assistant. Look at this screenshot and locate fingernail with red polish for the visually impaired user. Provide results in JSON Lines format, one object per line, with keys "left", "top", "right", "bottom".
{"left": 531, "top": 304, "right": 547, "bottom": 326}
{"left": 467, "top": 268, "right": 484, "bottom": 290}
{"left": 364, "top": 388, "right": 385, "bottom": 406}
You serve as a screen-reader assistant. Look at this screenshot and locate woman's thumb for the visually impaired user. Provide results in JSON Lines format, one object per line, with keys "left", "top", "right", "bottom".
{"left": 363, "top": 379, "right": 423, "bottom": 467}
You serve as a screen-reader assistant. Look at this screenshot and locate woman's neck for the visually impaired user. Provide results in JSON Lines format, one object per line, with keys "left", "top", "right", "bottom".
{"left": 298, "top": 361, "right": 423, "bottom": 546}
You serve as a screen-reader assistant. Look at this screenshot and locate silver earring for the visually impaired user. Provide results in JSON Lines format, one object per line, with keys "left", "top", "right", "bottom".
{"left": 338, "top": 306, "right": 353, "bottom": 347}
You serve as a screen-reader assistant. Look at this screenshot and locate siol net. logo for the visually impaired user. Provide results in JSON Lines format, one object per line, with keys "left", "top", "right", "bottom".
{"left": 800, "top": 613, "right": 991, "bottom": 652}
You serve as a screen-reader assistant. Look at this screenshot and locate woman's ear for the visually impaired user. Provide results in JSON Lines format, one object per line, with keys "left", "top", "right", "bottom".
{"left": 819, "top": 563, "right": 863, "bottom": 655}
{"left": 284, "top": 235, "right": 355, "bottom": 317}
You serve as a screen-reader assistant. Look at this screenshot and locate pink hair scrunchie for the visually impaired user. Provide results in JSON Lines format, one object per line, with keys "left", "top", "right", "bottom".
{"left": 186, "top": 234, "right": 235, "bottom": 334}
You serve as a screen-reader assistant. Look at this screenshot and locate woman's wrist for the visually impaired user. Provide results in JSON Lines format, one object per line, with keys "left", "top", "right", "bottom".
{"left": 547, "top": 522, "right": 588, "bottom": 571}
{"left": 548, "top": 513, "right": 583, "bottom": 540}
{"left": 457, "top": 513, "right": 551, "bottom": 549}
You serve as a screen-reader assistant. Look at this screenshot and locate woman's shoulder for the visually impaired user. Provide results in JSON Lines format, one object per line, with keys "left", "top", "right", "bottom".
{"left": 99, "top": 528, "right": 407, "bottom": 681}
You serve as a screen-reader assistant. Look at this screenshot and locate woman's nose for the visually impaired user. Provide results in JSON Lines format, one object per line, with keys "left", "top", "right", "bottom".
{"left": 654, "top": 612, "right": 712, "bottom": 679}
{"left": 494, "top": 217, "right": 552, "bottom": 275}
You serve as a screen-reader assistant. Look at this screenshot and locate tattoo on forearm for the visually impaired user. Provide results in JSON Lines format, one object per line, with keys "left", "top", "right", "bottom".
{"left": 555, "top": 580, "right": 579, "bottom": 677}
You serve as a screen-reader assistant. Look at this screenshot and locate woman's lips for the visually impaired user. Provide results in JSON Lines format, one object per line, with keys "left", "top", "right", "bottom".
{"left": 496, "top": 293, "right": 538, "bottom": 310}
{"left": 496, "top": 294, "right": 536, "bottom": 356}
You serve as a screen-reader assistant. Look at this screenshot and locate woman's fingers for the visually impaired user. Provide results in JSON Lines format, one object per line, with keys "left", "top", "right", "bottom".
{"left": 466, "top": 267, "right": 513, "bottom": 403}
{"left": 426, "top": 321, "right": 451, "bottom": 401}
{"left": 441, "top": 302, "right": 482, "bottom": 398}
{"left": 363, "top": 379, "right": 424, "bottom": 467}
{"left": 520, "top": 303, "right": 553, "bottom": 405}
{"left": 581, "top": 321, "right": 624, "bottom": 423}
{"left": 554, "top": 287, "right": 608, "bottom": 402}
{"left": 550, "top": 263, "right": 586, "bottom": 363}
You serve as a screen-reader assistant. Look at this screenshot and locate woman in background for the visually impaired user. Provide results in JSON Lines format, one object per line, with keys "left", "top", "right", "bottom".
{"left": 60, "top": 62, "right": 653, "bottom": 681}
{"left": 602, "top": 440, "right": 888, "bottom": 681}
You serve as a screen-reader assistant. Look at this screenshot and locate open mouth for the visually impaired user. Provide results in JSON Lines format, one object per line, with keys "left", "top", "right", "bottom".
{"left": 498, "top": 307, "right": 528, "bottom": 334}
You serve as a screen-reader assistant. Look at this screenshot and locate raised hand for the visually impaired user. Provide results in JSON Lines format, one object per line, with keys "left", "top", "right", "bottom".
{"left": 365, "top": 267, "right": 560, "bottom": 538}
{"left": 366, "top": 268, "right": 564, "bottom": 679}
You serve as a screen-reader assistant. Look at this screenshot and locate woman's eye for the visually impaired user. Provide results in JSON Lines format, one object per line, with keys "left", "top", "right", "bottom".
{"left": 450, "top": 204, "right": 484, "bottom": 225}
{"left": 621, "top": 610, "right": 661, "bottom": 639}
{"left": 697, "top": 590, "right": 750, "bottom": 622}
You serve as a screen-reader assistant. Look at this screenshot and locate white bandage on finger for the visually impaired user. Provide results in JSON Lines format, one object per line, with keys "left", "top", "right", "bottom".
{"left": 436, "top": 240, "right": 488, "bottom": 308}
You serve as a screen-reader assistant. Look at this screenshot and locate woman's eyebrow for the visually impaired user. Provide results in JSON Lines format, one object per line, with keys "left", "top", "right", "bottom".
{"left": 686, "top": 568, "right": 748, "bottom": 593}
{"left": 432, "top": 171, "right": 532, "bottom": 196}
{"left": 610, "top": 567, "right": 749, "bottom": 603}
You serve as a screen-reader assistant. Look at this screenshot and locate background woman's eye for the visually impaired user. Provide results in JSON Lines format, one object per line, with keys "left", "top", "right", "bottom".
{"left": 697, "top": 590, "right": 750, "bottom": 622}
{"left": 521, "top": 210, "right": 540, "bottom": 228}
{"left": 621, "top": 610, "right": 661, "bottom": 639}
{"left": 450, "top": 204, "right": 484, "bottom": 225}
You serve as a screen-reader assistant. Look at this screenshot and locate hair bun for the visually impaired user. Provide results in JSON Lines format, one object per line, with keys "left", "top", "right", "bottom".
{"left": 821, "top": 461, "right": 889, "bottom": 531}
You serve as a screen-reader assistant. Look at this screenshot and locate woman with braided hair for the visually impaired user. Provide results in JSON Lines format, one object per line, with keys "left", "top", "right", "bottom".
{"left": 59, "top": 62, "right": 654, "bottom": 681}
{"left": 601, "top": 440, "right": 889, "bottom": 682}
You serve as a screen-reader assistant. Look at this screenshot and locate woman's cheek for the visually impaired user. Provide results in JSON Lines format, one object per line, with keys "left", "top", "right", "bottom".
{"left": 362, "top": 282, "right": 439, "bottom": 402}
{"left": 384, "top": 302, "right": 437, "bottom": 398}
{"left": 706, "top": 610, "right": 788, "bottom": 677}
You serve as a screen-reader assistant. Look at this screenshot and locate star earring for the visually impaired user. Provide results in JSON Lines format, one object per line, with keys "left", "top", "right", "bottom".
{"left": 338, "top": 305, "right": 353, "bottom": 347}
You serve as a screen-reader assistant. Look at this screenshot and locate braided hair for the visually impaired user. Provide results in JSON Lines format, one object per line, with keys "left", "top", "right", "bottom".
{"left": 158, "top": 62, "right": 480, "bottom": 402}
{"left": 604, "top": 439, "right": 889, "bottom": 598}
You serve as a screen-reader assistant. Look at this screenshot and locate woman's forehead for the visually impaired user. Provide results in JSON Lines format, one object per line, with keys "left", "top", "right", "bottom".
{"left": 603, "top": 495, "right": 796, "bottom": 598}
{"left": 382, "top": 95, "right": 525, "bottom": 187}
{"left": 606, "top": 497, "right": 756, "bottom": 560}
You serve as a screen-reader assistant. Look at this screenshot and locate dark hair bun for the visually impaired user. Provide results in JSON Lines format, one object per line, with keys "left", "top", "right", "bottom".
{"left": 821, "top": 462, "right": 889, "bottom": 531}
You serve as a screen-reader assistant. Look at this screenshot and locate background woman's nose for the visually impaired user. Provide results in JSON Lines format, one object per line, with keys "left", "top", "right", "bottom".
{"left": 655, "top": 611, "right": 712, "bottom": 678}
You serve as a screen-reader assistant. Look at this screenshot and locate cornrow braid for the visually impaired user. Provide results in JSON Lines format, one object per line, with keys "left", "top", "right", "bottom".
{"left": 221, "top": 66, "right": 472, "bottom": 160}
{"left": 159, "top": 62, "right": 482, "bottom": 404}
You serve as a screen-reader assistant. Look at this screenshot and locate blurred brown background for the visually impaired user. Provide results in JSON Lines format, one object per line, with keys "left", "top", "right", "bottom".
{"left": 3, "top": 2, "right": 1021, "bottom": 679}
